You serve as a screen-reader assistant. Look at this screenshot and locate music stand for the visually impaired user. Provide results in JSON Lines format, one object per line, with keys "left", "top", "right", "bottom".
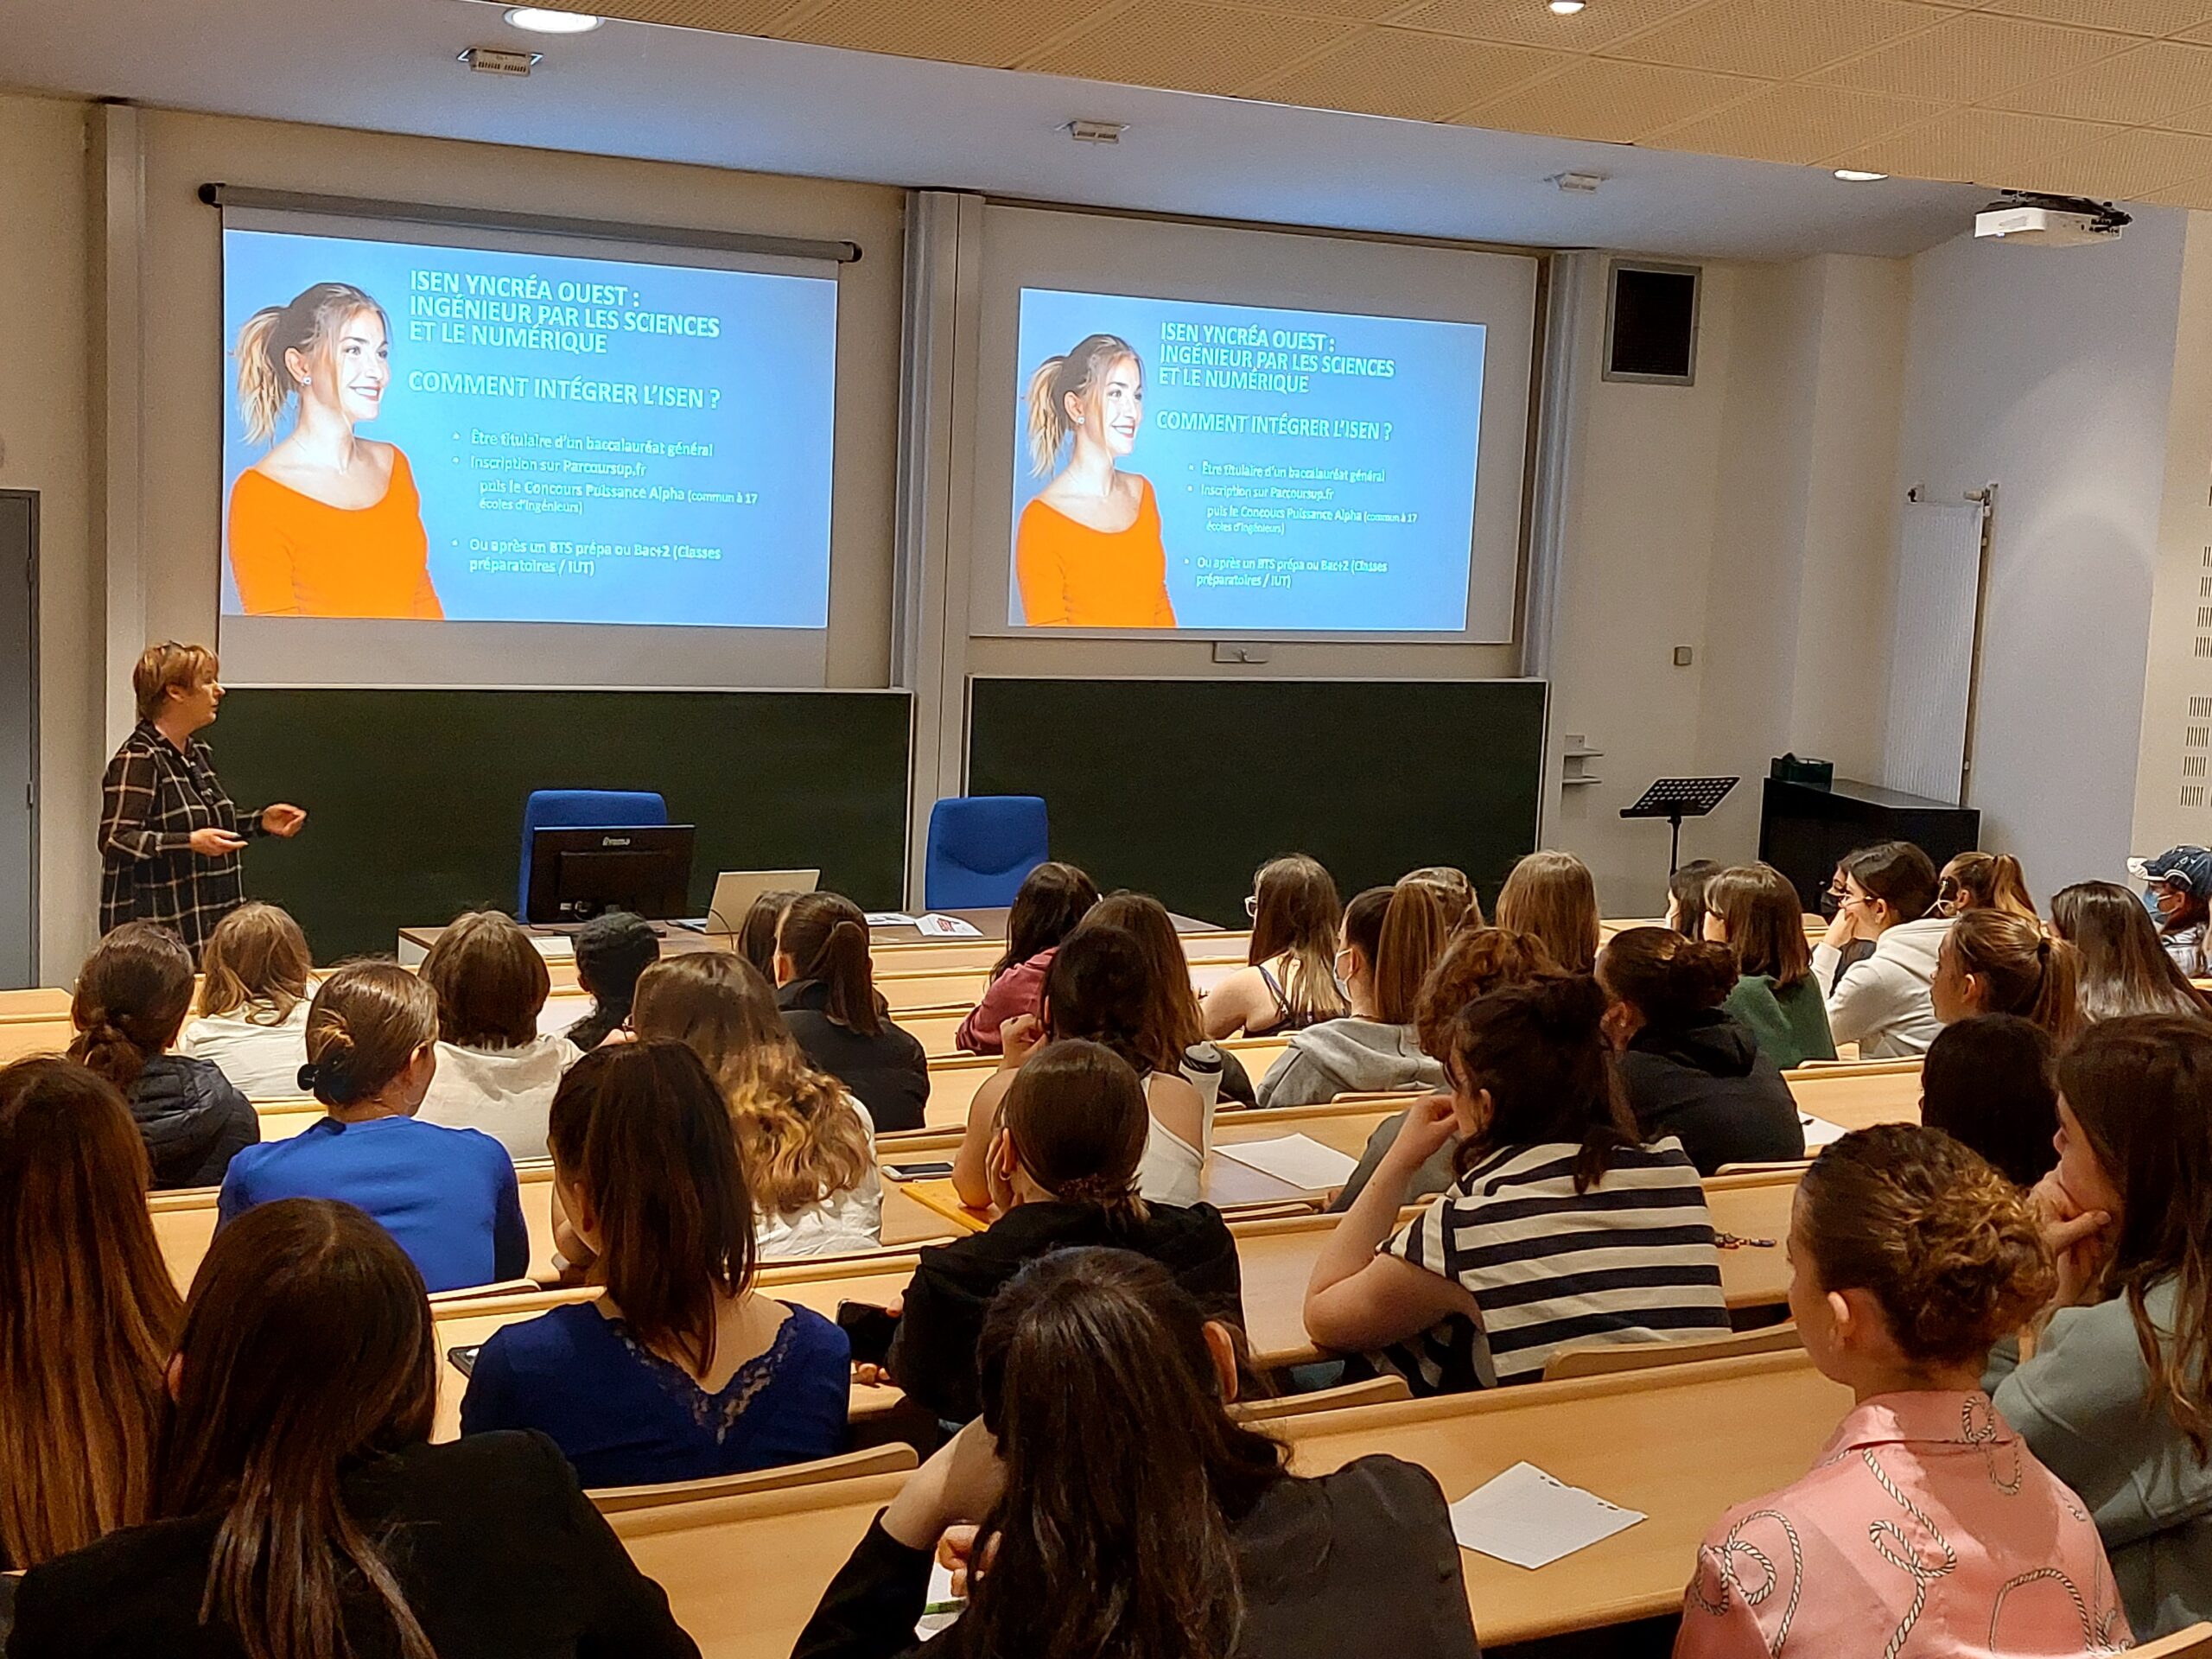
{"left": 1620, "top": 777, "right": 1739, "bottom": 876}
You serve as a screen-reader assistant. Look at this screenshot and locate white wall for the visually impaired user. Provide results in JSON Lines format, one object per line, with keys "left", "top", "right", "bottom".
{"left": 1896, "top": 216, "right": 2187, "bottom": 893}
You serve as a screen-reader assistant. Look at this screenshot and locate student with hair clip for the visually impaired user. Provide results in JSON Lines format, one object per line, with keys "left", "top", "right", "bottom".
{"left": 1931, "top": 906, "right": 2084, "bottom": 1046}
{"left": 1919, "top": 1014, "right": 2059, "bottom": 1189}
{"left": 1089, "top": 890, "right": 1248, "bottom": 1103}
{"left": 631, "top": 951, "right": 880, "bottom": 1260}
{"left": 955, "top": 861, "right": 1100, "bottom": 1054}
{"left": 1665, "top": 859, "right": 1722, "bottom": 939}
{"left": 217, "top": 962, "right": 525, "bottom": 1294}
{"left": 563, "top": 909, "right": 660, "bottom": 1051}
{"left": 462, "top": 1043, "right": 849, "bottom": 1486}
{"left": 1014, "top": 333, "right": 1175, "bottom": 629}
{"left": 868, "top": 1040, "right": 1237, "bottom": 1427}
{"left": 0, "top": 1058, "right": 181, "bottom": 1572}
{"left": 416, "top": 909, "right": 582, "bottom": 1160}
{"left": 1701, "top": 862, "right": 1835, "bottom": 1069}
{"left": 951, "top": 925, "right": 1218, "bottom": 1210}
{"left": 1306, "top": 976, "right": 1728, "bottom": 1391}
{"left": 178, "top": 900, "right": 316, "bottom": 1097}
{"left": 1596, "top": 926, "right": 1802, "bottom": 1176}
{"left": 737, "top": 888, "right": 799, "bottom": 980}
{"left": 1991, "top": 1014, "right": 2212, "bottom": 1637}
{"left": 7, "top": 1198, "right": 700, "bottom": 1659}
{"left": 2051, "top": 880, "right": 2212, "bottom": 1021}
{"left": 1678, "top": 1125, "right": 2123, "bottom": 1659}
{"left": 1937, "top": 849, "right": 2040, "bottom": 920}
{"left": 1203, "top": 853, "right": 1349, "bottom": 1040}
{"left": 1493, "top": 849, "right": 1601, "bottom": 975}
{"left": 777, "top": 891, "right": 930, "bottom": 1133}
{"left": 2135, "top": 845, "right": 2212, "bottom": 977}
{"left": 1404, "top": 864, "right": 1484, "bottom": 927}
{"left": 1812, "top": 840, "right": 1950, "bottom": 1058}
{"left": 1257, "top": 881, "right": 1453, "bottom": 1109}
{"left": 70, "top": 921, "right": 257, "bottom": 1189}
{"left": 799, "top": 1249, "right": 1478, "bottom": 1659}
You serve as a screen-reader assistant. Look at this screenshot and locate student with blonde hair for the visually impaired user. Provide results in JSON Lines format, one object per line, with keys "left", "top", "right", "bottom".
{"left": 1701, "top": 862, "right": 1835, "bottom": 1069}
{"left": 1258, "top": 880, "right": 1454, "bottom": 1109}
{"left": 1203, "top": 853, "right": 1349, "bottom": 1039}
{"left": 218, "top": 961, "right": 526, "bottom": 1294}
{"left": 1678, "top": 1125, "right": 2122, "bottom": 1658}
{"left": 632, "top": 951, "right": 881, "bottom": 1260}
{"left": 1492, "top": 849, "right": 1600, "bottom": 976}
{"left": 416, "top": 909, "right": 582, "bottom": 1160}
{"left": 0, "top": 1058, "right": 181, "bottom": 1571}
{"left": 1014, "top": 333, "right": 1174, "bottom": 628}
{"left": 180, "top": 900, "right": 315, "bottom": 1096}
{"left": 1936, "top": 849, "right": 2039, "bottom": 920}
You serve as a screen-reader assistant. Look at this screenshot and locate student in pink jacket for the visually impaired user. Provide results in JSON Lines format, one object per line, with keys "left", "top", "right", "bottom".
{"left": 954, "top": 862, "right": 1097, "bottom": 1054}
{"left": 1676, "top": 1123, "right": 2124, "bottom": 1659}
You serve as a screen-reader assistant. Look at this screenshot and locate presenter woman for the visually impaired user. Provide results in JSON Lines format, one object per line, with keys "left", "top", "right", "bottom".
{"left": 99, "top": 643, "right": 307, "bottom": 962}
{"left": 1015, "top": 333, "right": 1177, "bottom": 629}
{"left": 227, "top": 281, "right": 442, "bottom": 619}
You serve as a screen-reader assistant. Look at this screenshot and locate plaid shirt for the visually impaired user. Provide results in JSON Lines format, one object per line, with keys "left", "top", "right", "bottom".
{"left": 99, "top": 721, "right": 270, "bottom": 960}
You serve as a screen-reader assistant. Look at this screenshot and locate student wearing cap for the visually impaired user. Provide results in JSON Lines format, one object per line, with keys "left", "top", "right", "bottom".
{"left": 2133, "top": 846, "right": 2212, "bottom": 978}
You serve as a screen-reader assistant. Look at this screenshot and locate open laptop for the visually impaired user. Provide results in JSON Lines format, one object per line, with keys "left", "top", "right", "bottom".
{"left": 677, "top": 868, "right": 821, "bottom": 937}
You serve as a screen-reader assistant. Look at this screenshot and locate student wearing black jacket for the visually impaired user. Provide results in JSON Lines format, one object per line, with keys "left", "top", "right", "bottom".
{"left": 1597, "top": 927, "right": 1804, "bottom": 1175}
{"left": 775, "top": 892, "right": 930, "bottom": 1132}
{"left": 865, "top": 1039, "right": 1240, "bottom": 1425}
{"left": 799, "top": 1249, "right": 1478, "bottom": 1659}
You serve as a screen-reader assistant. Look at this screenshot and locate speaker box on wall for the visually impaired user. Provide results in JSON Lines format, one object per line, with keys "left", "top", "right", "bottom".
{"left": 1605, "top": 261, "right": 1700, "bottom": 385}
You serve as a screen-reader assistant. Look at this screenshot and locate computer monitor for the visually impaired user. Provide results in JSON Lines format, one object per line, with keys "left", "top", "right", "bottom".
{"left": 525, "top": 824, "right": 696, "bottom": 924}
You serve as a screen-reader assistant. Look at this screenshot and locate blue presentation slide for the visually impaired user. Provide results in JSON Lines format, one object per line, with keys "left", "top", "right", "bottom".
{"left": 219, "top": 226, "right": 836, "bottom": 627}
{"left": 1010, "top": 288, "right": 1484, "bottom": 632}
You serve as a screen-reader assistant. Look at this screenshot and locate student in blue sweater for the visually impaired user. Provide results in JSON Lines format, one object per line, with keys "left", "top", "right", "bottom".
{"left": 218, "top": 961, "right": 526, "bottom": 1294}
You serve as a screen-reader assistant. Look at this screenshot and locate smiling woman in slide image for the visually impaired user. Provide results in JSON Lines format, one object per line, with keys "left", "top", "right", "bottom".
{"left": 227, "top": 282, "right": 442, "bottom": 620}
{"left": 1016, "top": 334, "right": 1176, "bottom": 629}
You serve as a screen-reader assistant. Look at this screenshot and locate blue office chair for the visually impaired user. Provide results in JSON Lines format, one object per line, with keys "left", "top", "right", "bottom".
{"left": 925, "top": 796, "right": 1050, "bottom": 911}
{"left": 518, "top": 789, "right": 669, "bottom": 920}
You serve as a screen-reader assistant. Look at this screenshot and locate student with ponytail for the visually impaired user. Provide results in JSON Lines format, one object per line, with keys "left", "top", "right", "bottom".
{"left": 776, "top": 891, "right": 930, "bottom": 1132}
{"left": 1930, "top": 907, "right": 2084, "bottom": 1046}
{"left": 1014, "top": 332, "right": 1175, "bottom": 628}
{"left": 1257, "top": 880, "right": 1453, "bottom": 1109}
{"left": 1678, "top": 1125, "right": 2122, "bottom": 1659}
{"left": 69, "top": 922, "right": 257, "bottom": 1189}
{"left": 1596, "top": 925, "right": 1803, "bottom": 1175}
{"left": 219, "top": 961, "right": 526, "bottom": 1294}
{"left": 1813, "top": 840, "right": 1950, "bottom": 1057}
{"left": 1306, "top": 976, "right": 1728, "bottom": 1392}
{"left": 800, "top": 1249, "right": 1478, "bottom": 1659}
{"left": 875, "top": 1040, "right": 1239, "bottom": 1425}
{"left": 1937, "top": 849, "right": 2040, "bottom": 920}
{"left": 7, "top": 1198, "right": 699, "bottom": 1659}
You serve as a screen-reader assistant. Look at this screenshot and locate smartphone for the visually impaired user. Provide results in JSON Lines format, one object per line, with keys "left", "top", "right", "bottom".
{"left": 886, "top": 1160, "right": 956, "bottom": 1181}
{"left": 446, "top": 1344, "right": 481, "bottom": 1377}
{"left": 837, "top": 1301, "right": 900, "bottom": 1367}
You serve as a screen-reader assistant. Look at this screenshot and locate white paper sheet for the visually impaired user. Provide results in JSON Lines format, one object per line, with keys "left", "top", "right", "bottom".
{"left": 1213, "top": 1134, "right": 1360, "bottom": 1192}
{"left": 915, "top": 1559, "right": 963, "bottom": 1640}
{"left": 526, "top": 935, "right": 575, "bottom": 961}
{"left": 866, "top": 912, "right": 918, "bottom": 927}
{"left": 912, "top": 912, "right": 984, "bottom": 938}
{"left": 1447, "top": 1461, "right": 1645, "bottom": 1568}
{"left": 1800, "top": 1114, "right": 1850, "bottom": 1150}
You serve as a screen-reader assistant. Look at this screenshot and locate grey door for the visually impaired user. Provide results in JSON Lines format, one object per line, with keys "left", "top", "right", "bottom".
{"left": 0, "top": 492, "right": 35, "bottom": 988}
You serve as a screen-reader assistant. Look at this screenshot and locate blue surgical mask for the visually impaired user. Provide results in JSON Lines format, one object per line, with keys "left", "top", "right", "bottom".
{"left": 2145, "top": 885, "right": 2171, "bottom": 918}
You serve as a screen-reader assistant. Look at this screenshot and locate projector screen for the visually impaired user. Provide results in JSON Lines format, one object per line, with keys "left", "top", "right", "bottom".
{"left": 1010, "top": 289, "right": 1485, "bottom": 632}
{"left": 215, "top": 209, "right": 840, "bottom": 687}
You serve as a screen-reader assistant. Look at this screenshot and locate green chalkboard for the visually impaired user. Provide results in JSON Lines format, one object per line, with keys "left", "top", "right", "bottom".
{"left": 211, "top": 689, "right": 912, "bottom": 960}
{"left": 967, "top": 677, "right": 1546, "bottom": 925}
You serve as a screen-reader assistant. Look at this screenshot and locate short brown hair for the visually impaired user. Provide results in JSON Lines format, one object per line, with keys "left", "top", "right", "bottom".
{"left": 198, "top": 903, "right": 314, "bottom": 1022}
{"left": 303, "top": 962, "right": 438, "bottom": 1108}
{"left": 132, "top": 641, "right": 217, "bottom": 723}
{"left": 1703, "top": 864, "right": 1812, "bottom": 990}
{"left": 1799, "top": 1123, "right": 2054, "bottom": 1368}
{"left": 70, "top": 923, "right": 195, "bottom": 1091}
{"left": 421, "top": 911, "right": 549, "bottom": 1050}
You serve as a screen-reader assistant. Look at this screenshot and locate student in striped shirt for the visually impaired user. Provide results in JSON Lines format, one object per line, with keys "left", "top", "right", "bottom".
{"left": 1304, "top": 975, "right": 1729, "bottom": 1391}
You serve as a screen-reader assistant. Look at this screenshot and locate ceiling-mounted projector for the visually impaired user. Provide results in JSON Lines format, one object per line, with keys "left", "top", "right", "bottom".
{"left": 1974, "top": 191, "right": 2129, "bottom": 246}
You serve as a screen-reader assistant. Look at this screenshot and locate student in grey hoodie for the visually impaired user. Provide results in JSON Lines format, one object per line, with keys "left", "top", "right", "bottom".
{"left": 1810, "top": 840, "right": 1951, "bottom": 1058}
{"left": 1257, "top": 881, "right": 1452, "bottom": 1110}
{"left": 1988, "top": 1014, "right": 2212, "bottom": 1642}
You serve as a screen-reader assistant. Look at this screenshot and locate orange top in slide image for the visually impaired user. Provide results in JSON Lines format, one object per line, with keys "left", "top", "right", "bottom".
{"left": 1014, "top": 477, "right": 1177, "bottom": 629}
{"left": 227, "top": 450, "right": 443, "bottom": 620}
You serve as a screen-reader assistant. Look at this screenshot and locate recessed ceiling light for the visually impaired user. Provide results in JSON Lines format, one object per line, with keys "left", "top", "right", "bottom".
{"left": 1834, "top": 168, "right": 1888, "bottom": 182}
{"left": 505, "top": 7, "right": 601, "bottom": 33}
{"left": 1548, "top": 0, "right": 1586, "bottom": 12}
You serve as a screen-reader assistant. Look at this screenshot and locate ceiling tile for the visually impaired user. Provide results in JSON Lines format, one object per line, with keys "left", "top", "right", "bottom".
{"left": 1462, "top": 56, "right": 1763, "bottom": 139}
{"left": 2126, "top": 172, "right": 2212, "bottom": 202}
{"left": 1986, "top": 38, "right": 2212, "bottom": 119}
{"left": 2054, "top": 123, "right": 2212, "bottom": 191}
{"left": 1252, "top": 28, "right": 1571, "bottom": 119}
{"left": 585, "top": 0, "right": 812, "bottom": 29}
{"left": 1386, "top": 0, "right": 1715, "bottom": 53}
{"left": 1980, "top": 0, "right": 2212, "bottom": 34}
{"left": 1811, "top": 10, "right": 2136, "bottom": 99}
{"left": 1827, "top": 105, "right": 2128, "bottom": 187}
{"left": 784, "top": 0, "right": 1126, "bottom": 67}
{"left": 1644, "top": 82, "right": 1945, "bottom": 162}
{"left": 1231, "top": 0, "right": 1422, "bottom": 19}
{"left": 1605, "top": 0, "right": 1943, "bottom": 79}
{"left": 1024, "top": 3, "right": 1356, "bottom": 94}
